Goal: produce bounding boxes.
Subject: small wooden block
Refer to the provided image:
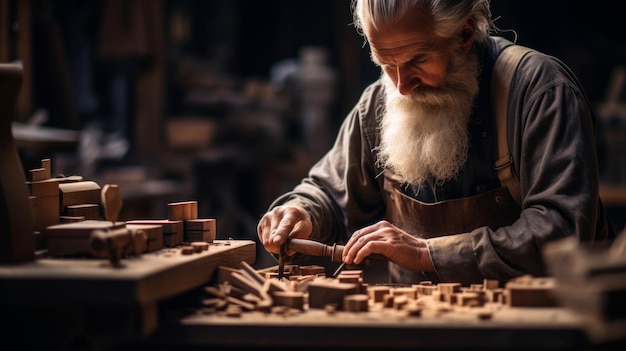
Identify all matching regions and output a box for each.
[30,194,60,233]
[299,265,326,276]
[126,224,163,252]
[308,280,360,309]
[59,181,101,208]
[505,276,557,307]
[273,291,305,310]
[185,218,216,243]
[368,286,391,303]
[340,270,363,278]
[59,216,85,223]
[438,283,462,295]
[126,219,184,247]
[41,159,51,177]
[185,230,215,243]
[483,279,500,290]
[393,286,418,300]
[191,241,209,252]
[101,184,123,223]
[30,168,48,182]
[44,220,125,256]
[167,201,198,220]
[28,178,59,197]
[344,294,369,312]
[65,203,99,220]
[414,285,437,295]
[457,292,484,307]
[181,246,195,255]
[337,274,362,285]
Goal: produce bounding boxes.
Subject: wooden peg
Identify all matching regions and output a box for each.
[101,184,122,223]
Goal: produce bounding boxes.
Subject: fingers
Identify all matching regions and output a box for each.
[342,220,393,264]
[257,205,312,254]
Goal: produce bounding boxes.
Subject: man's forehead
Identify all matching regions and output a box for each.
[364,7,437,59]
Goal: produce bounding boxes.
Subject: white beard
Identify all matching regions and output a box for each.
[376,44,480,185]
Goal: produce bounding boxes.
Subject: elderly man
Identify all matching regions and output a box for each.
[257,0,613,285]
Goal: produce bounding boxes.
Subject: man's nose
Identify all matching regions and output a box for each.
[396,66,420,95]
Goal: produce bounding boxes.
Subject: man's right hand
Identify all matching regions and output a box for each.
[257,205,313,255]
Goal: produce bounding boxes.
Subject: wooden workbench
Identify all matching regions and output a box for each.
[0,239,255,350]
[139,288,591,350]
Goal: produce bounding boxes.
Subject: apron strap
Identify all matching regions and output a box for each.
[491,43,534,206]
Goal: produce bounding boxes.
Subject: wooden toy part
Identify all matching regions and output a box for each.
[102,184,123,223]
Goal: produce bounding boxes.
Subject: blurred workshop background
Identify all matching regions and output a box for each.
[2,0,625,267]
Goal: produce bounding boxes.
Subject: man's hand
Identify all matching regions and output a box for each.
[257,205,313,255]
[342,220,434,272]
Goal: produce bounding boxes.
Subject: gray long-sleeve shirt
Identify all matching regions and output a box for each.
[270,36,611,284]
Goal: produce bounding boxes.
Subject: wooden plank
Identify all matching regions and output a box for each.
[0,239,255,305]
[0,63,36,263]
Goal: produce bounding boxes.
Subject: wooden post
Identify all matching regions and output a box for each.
[0,63,35,263]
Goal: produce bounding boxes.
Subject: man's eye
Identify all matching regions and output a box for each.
[410,56,428,66]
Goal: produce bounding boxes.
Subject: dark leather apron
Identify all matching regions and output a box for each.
[382,173,521,284]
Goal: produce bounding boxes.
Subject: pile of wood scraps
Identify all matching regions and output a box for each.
[198,260,559,321]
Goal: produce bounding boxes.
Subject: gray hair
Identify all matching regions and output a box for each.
[351,0,494,44]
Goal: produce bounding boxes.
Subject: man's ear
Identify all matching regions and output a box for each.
[461,18,476,52]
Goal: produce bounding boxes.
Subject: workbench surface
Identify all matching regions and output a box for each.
[145,294,590,350]
[0,239,255,305]
[0,239,256,350]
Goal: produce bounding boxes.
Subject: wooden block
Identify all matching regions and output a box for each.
[307,280,360,309]
[30,168,48,182]
[272,291,305,310]
[337,274,361,285]
[29,159,51,181]
[44,220,125,256]
[190,241,209,252]
[367,286,391,303]
[393,295,409,309]
[59,216,85,223]
[344,294,369,312]
[65,203,99,220]
[126,224,163,252]
[185,218,215,231]
[41,159,51,178]
[30,194,60,234]
[486,288,504,303]
[59,181,101,208]
[167,201,198,220]
[414,284,437,295]
[185,218,216,243]
[438,283,462,295]
[163,233,180,247]
[126,219,184,247]
[299,265,326,276]
[505,276,557,307]
[185,230,214,243]
[28,178,59,197]
[457,292,484,307]
[340,270,363,278]
[483,279,500,290]
[393,286,418,300]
